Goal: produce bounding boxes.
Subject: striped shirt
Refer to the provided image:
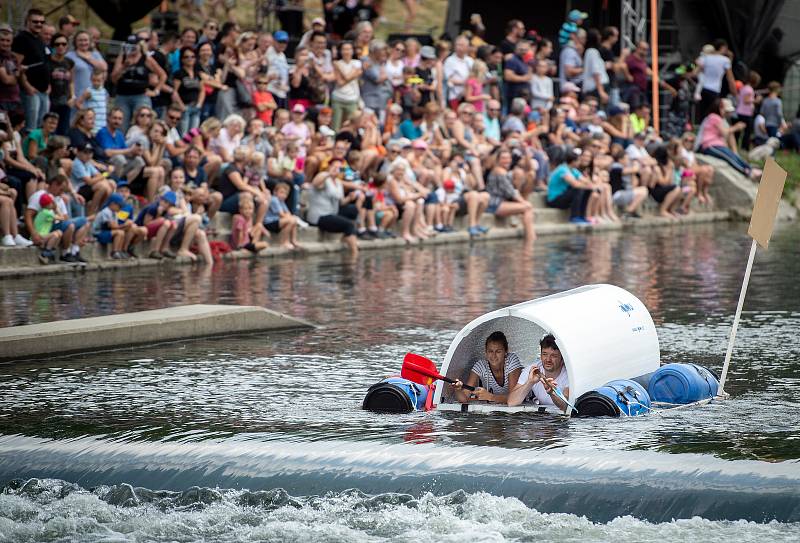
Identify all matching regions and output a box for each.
[86,87,108,134]
[469,353,523,396]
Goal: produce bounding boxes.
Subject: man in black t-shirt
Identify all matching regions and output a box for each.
[12,8,51,130]
[500,19,525,59]
[151,32,178,118]
[598,27,621,99]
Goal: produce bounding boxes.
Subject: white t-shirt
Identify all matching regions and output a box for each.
[443,54,474,100]
[626,143,649,162]
[699,54,731,93]
[530,75,554,111]
[385,58,405,88]
[331,59,362,103]
[517,359,569,406]
[582,48,609,92]
[28,189,68,216]
[166,126,181,146]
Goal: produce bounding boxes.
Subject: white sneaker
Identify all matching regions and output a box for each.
[14,234,33,247]
[1,234,15,247]
[296,217,310,228]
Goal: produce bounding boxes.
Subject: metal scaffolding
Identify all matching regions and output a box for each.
[621,0,648,52]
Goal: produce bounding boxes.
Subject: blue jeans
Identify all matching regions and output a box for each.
[23,91,50,131]
[114,94,152,132]
[701,146,751,176]
[179,105,201,136]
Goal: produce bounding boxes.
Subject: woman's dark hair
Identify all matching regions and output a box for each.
[180,46,196,62]
[540,334,559,351]
[652,144,670,166]
[585,28,601,51]
[486,331,509,351]
[709,97,722,116]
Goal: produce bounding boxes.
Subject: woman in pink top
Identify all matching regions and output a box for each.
[699,98,759,179]
[735,71,760,150]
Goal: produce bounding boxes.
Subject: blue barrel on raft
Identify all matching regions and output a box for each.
[574,379,652,417]
[362,377,428,413]
[647,363,719,404]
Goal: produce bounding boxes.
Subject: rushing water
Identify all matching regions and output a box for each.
[2,221,800,541]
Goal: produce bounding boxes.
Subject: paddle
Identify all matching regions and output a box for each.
[401,353,475,391]
[530,366,578,414]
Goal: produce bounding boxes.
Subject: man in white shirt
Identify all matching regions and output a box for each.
[697,39,737,119]
[508,334,570,411]
[443,35,474,109]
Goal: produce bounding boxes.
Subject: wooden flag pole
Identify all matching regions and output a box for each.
[717,239,757,392]
[650,0,660,134]
[718,157,787,397]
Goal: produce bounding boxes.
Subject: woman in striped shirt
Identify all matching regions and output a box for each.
[454,331,522,404]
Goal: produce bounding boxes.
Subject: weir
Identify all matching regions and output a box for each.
[0,304,314,361]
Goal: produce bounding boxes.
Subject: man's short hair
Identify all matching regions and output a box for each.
[26,8,44,22]
[510,97,527,115]
[310,30,327,43]
[540,334,559,351]
[109,106,124,116]
[506,19,523,35]
[47,174,68,186]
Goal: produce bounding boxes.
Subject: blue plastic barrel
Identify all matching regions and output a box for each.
[647,363,719,404]
[574,379,651,417]
[362,377,428,413]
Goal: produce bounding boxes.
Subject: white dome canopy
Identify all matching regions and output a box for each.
[432,284,661,410]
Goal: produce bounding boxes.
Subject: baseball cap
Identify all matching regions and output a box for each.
[161,191,178,206]
[721,98,735,113]
[39,193,54,207]
[319,125,336,138]
[420,45,436,60]
[319,106,332,115]
[273,30,289,43]
[561,81,580,93]
[292,103,306,114]
[107,193,125,207]
[311,17,325,27]
[78,143,94,153]
[396,137,412,148]
[412,139,428,150]
[607,105,625,117]
[568,9,589,22]
[0,23,13,33]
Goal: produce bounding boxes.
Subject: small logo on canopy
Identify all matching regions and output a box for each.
[619,301,635,317]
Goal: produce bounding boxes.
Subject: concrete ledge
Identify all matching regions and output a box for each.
[0,304,315,361]
[0,210,734,278]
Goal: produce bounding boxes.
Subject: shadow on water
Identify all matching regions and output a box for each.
[2,222,800,530]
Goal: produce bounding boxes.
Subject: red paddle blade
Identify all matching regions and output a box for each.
[401,353,441,386]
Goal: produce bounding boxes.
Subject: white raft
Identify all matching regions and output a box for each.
[432,284,661,415]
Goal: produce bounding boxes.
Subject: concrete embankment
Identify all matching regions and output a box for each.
[0,159,793,279]
[0,305,314,361]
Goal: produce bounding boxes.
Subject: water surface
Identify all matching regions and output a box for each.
[2,222,799,541]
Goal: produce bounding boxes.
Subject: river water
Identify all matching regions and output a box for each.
[1,222,799,542]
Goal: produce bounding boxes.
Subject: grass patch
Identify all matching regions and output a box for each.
[758,151,800,200]
[36,1,447,42]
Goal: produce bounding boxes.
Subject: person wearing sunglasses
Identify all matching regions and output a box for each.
[12,9,52,131]
[47,33,75,135]
[172,46,205,136]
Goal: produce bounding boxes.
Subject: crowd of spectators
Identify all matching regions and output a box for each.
[0,7,793,265]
